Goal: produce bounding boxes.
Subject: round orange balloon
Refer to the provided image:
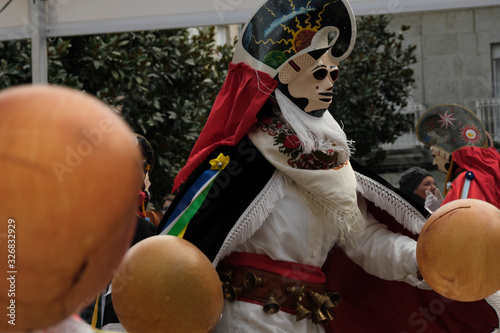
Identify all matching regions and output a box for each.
[112,235,223,333]
[417,198,500,301]
[0,85,143,332]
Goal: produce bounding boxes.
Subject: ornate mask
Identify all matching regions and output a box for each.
[278,50,339,116]
[232,0,356,115]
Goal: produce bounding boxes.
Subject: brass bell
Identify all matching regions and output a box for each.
[263,295,281,314]
[223,285,245,302]
[294,303,311,321]
[311,308,328,324]
[309,291,335,309]
[322,308,334,321]
[244,273,265,290]
[327,291,342,307]
[218,270,233,284]
[286,285,306,302]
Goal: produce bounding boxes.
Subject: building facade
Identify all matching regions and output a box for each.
[376,5,500,189]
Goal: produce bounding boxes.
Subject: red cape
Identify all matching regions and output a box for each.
[442,146,500,209]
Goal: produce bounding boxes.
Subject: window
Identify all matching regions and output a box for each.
[493,44,500,98]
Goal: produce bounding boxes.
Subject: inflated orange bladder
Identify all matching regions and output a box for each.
[0,85,143,332]
[112,235,224,333]
[417,198,500,301]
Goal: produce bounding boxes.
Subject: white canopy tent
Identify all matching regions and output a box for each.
[0,0,498,83]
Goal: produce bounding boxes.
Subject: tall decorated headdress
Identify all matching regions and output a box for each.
[135,133,154,177]
[416,104,488,156]
[173,0,357,191]
[233,0,357,78]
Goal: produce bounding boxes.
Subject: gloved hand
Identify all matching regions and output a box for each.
[405,262,433,290]
[416,278,433,290]
[425,188,443,212]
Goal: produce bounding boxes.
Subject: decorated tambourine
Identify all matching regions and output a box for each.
[232,0,357,78]
[416,104,488,154]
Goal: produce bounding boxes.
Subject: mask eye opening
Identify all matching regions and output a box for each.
[313,68,328,80]
[330,69,339,82]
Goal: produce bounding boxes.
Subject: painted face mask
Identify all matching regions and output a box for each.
[233,0,355,75]
[277,50,339,116]
[430,145,451,173]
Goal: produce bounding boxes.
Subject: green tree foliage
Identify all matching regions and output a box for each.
[0,39,31,86]
[329,15,417,165]
[0,28,233,206]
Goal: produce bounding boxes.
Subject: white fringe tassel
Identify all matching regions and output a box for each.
[298,185,365,248]
[213,170,290,267]
[355,172,427,235]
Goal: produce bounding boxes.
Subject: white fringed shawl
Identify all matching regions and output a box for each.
[354,171,427,235]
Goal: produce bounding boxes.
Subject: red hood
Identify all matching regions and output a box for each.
[172,62,277,192]
[449,146,500,209]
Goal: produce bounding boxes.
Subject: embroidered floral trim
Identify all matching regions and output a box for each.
[259,116,342,170]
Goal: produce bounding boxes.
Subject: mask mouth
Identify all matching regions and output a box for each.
[319,92,333,102]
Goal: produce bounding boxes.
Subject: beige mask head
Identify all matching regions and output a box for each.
[277,50,340,116]
[232,0,356,117]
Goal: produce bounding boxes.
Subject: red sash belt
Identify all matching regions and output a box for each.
[218,252,339,323]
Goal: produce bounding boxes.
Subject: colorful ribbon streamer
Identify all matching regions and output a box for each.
[160,153,230,237]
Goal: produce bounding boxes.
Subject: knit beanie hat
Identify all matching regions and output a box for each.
[399,167,431,195]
